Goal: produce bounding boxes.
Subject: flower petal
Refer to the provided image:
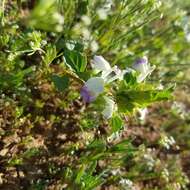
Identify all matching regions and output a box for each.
[133,57,155,82]
[133,56,148,74]
[81,77,104,103]
[137,65,155,83]
[138,108,148,121]
[103,66,127,83]
[85,77,104,96]
[91,55,111,72]
[102,97,115,119]
[80,85,96,103]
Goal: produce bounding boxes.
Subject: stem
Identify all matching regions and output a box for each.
[128,173,160,181]
[149,79,190,86]
[1,0,5,26]
[61,68,85,85]
[17,0,21,10]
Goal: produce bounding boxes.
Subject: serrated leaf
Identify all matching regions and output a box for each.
[43,45,57,65]
[124,72,137,85]
[110,115,123,132]
[116,87,173,113]
[64,50,87,73]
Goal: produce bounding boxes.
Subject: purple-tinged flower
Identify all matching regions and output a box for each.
[80,86,96,103]
[80,77,104,103]
[133,56,155,82]
[133,56,148,73]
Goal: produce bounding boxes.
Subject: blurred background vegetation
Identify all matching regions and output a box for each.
[0,0,190,189]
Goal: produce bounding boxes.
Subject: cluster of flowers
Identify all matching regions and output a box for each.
[119,178,135,190]
[80,55,155,119]
[172,101,189,119]
[159,135,176,150]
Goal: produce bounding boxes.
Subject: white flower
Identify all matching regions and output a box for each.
[153,0,162,9]
[102,97,115,119]
[107,131,122,143]
[85,77,104,94]
[186,33,190,42]
[66,41,75,50]
[80,77,104,103]
[91,55,127,83]
[82,28,91,40]
[143,153,155,170]
[119,178,134,190]
[133,56,155,82]
[171,101,187,118]
[81,55,129,119]
[53,13,64,24]
[138,108,148,121]
[159,135,176,149]
[157,84,164,90]
[81,15,91,26]
[104,0,113,11]
[80,55,128,120]
[90,40,99,52]
[81,55,115,103]
[91,55,111,71]
[97,8,108,20]
[111,168,121,176]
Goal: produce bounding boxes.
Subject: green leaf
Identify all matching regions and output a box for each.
[82,174,103,190]
[108,140,135,153]
[75,164,86,184]
[110,115,123,132]
[115,92,135,113]
[43,45,57,66]
[23,148,41,159]
[0,67,34,90]
[77,0,88,16]
[8,157,23,166]
[124,71,137,86]
[64,50,87,73]
[116,87,173,113]
[51,75,69,91]
[74,42,84,52]
[87,139,106,151]
[86,161,97,175]
[77,71,91,81]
